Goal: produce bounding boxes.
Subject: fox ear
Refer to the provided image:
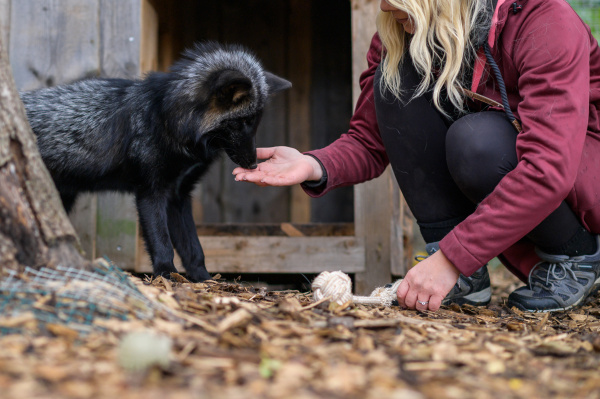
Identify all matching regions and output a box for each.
[213,70,253,108]
[264,71,292,94]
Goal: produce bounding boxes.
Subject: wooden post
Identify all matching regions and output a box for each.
[97,0,159,270]
[288,0,313,223]
[351,0,398,294]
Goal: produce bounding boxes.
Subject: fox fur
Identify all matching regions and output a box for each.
[20,41,291,281]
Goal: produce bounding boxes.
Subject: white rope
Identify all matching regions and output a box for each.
[311,271,403,307]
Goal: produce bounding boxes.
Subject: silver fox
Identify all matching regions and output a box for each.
[20,42,291,282]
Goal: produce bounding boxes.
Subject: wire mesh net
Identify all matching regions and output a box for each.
[0,259,174,336]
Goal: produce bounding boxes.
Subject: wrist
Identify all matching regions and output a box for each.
[303,154,324,181]
[435,250,460,279]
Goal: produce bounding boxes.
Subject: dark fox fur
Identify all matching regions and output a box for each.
[20,42,291,282]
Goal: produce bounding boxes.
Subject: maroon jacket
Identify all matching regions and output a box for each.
[305,0,600,281]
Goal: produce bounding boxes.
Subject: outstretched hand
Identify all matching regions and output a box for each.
[233,146,323,187]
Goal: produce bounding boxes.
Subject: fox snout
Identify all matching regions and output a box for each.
[233,155,257,170]
[225,144,257,170]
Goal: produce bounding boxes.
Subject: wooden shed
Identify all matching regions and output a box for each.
[1,0,414,293]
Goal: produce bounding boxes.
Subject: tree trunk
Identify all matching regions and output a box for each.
[0,37,90,273]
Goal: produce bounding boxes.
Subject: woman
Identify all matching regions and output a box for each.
[234,0,600,312]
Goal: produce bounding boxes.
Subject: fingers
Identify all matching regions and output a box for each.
[256,147,277,160]
[234,169,265,183]
[397,280,409,308]
[404,288,418,309]
[428,294,444,312]
[415,296,430,311]
[396,271,442,312]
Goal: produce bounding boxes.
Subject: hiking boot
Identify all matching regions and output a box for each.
[408,242,492,306]
[507,236,600,312]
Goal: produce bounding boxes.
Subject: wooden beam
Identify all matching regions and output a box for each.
[135,236,365,274]
[194,223,354,237]
[350,0,394,294]
[288,0,312,223]
[97,0,144,270]
[140,0,158,73]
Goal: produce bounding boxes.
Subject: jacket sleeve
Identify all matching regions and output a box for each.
[302,33,389,197]
[440,3,592,276]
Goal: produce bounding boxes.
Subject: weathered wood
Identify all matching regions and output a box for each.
[391,178,408,276]
[135,236,365,275]
[9,0,101,260]
[0,34,90,273]
[99,0,141,77]
[95,0,145,269]
[309,0,354,223]
[0,0,9,56]
[9,0,100,90]
[95,194,139,268]
[202,0,290,224]
[141,0,158,74]
[195,223,354,237]
[351,0,393,294]
[69,193,97,259]
[288,0,313,223]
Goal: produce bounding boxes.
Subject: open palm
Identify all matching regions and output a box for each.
[233,146,322,187]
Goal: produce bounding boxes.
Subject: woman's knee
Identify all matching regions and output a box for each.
[446,112,518,202]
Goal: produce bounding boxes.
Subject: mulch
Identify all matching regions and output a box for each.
[0,267,599,399]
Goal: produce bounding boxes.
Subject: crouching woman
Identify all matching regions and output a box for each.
[234,0,600,312]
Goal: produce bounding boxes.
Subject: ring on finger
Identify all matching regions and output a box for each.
[417,300,429,306]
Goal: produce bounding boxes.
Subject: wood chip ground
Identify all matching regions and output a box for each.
[0,268,599,399]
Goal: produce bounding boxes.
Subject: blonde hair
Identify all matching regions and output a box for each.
[376,0,488,115]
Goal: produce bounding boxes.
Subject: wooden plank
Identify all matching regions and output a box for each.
[9,0,100,90]
[135,236,365,274]
[9,0,101,259]
[69,193,97,259]
[309,0,354,223]
[190,1,227,224]
[202,0,289,224]
[288,0,312,223]
[351,0,393,294]
[96,194,138,268]
[99,0,141,77]
[0,0,10,55]
[391,178,407,276]
[140,0,158,73]
[96,0,142,269]
[196,223,354,237]
[298,0,357,226]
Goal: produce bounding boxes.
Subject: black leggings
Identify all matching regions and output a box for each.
[373,57,584,251]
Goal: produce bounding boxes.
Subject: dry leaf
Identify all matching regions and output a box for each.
[217,308,253,333]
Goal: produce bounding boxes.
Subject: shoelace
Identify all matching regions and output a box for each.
[528,259,578,290]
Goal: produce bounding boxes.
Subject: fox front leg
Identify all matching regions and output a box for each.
[135,192,179,279]
[167,197,211,282]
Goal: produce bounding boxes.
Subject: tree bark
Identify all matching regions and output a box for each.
[0,36,90,273]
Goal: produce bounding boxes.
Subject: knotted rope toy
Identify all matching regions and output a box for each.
[311,271,403,307]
